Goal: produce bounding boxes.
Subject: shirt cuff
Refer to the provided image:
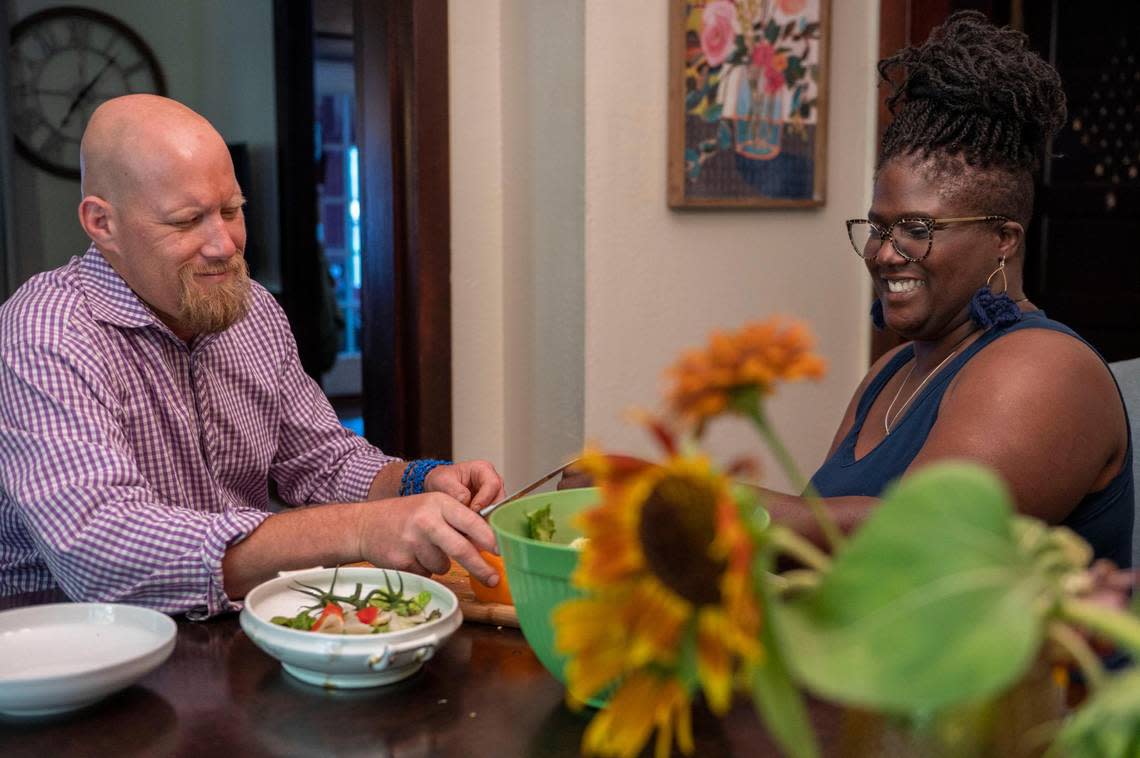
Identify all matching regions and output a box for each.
[193,507,273,619]
[339,449,403,502]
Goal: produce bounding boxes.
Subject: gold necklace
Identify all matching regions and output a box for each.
[883,330,977,435]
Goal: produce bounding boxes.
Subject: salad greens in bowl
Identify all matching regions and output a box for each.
[240,566,461,688]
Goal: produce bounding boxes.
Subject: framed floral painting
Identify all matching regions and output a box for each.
[668,0,831,208]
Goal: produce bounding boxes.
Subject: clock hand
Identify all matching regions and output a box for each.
[60,56,117,128]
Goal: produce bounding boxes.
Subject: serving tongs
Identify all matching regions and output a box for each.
[478,457,580,519]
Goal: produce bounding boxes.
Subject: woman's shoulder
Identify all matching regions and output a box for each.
[966,316,1111,385]
[949,316,1123,435]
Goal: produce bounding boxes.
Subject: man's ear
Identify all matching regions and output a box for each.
[78,196,118,253]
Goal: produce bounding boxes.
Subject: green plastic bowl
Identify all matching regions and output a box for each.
[489,483,768,707]
[489,487,599,693]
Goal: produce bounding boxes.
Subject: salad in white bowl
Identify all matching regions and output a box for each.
[240,566,461,688]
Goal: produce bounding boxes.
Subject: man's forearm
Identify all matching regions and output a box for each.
[222,501,366,599]
[369,460,406,501]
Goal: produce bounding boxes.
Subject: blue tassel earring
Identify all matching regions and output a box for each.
[870,298,886,330]
[969,256,1024,329]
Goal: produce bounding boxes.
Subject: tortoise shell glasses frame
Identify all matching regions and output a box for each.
[845,215,1010,262]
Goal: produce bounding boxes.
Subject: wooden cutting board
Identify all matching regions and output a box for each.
[433,562,519,628]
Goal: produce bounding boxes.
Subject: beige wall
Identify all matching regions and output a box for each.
[452,0,879,491]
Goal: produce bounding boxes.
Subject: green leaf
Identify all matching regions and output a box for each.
[1050,669,1140,757]
[786,56,806,83]
[779,463,1047,713]
[752,548,820,758]
[764,20,780,44]
[718,120,732,150]
[526,504,556,542]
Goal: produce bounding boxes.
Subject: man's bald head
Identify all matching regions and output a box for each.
[79,95,231,203]
[76,95,250,341]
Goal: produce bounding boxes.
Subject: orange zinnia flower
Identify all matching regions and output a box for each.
[665,317,826,429]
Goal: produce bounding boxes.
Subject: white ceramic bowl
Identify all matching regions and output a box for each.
[0,603,177,717]
[240,567,462,689]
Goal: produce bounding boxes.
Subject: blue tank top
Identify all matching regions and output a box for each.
[809,311,1134,567]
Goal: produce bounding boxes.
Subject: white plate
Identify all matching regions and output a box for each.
[240,567,462,689]
[0,603,177,717]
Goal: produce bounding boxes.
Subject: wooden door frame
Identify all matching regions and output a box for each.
[0,1,15,298]
[354,0,452,459]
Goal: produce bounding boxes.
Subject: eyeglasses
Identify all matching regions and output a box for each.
[845,215,1009,262]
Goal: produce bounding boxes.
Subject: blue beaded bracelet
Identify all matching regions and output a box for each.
[399,458,451,496]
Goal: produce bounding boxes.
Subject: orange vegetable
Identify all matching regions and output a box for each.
[469,550,512,605]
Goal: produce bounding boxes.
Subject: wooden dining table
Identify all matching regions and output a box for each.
[1,589,847,757]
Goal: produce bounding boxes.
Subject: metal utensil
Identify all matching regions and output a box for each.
[478,457,580,518]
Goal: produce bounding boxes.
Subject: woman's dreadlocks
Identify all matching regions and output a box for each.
[877,11,1067,223]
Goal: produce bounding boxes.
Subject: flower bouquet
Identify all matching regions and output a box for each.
[684,0,824,177]
[554,317,1140,758]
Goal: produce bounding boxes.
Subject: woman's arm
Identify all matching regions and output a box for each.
[757,487,878,548]
[909,329,1127,525]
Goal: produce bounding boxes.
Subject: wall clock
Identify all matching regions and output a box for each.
[8,7,167,179]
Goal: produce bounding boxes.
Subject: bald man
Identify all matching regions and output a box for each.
[0,95,504,616]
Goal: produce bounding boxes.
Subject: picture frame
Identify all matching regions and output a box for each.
[668,0,831,209]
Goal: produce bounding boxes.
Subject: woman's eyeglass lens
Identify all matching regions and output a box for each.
[847,219,933,261]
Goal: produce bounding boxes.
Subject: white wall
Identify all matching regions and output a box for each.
[450,0,586,488]
[451,0,879,491]
[8,0,278,288]
[581,1,879,488]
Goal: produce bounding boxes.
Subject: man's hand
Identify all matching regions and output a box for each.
[357,492,501,585]
[423,460,505,512]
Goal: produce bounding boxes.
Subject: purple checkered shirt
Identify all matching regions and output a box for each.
[0,247,399,617]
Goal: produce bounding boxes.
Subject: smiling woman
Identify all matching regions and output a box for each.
[755,11,1135,570]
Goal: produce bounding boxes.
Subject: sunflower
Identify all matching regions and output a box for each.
[553,436,762,758]
[581,672,693,758]
[664,317,826,429]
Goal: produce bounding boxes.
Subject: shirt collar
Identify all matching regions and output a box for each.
[77,245,164,331]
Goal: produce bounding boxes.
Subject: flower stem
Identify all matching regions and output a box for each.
[743,401,845,553]
[769,526,831,572]
[1058,598,1140,659]
[1047,621,1107,691]
[768,569,821,596]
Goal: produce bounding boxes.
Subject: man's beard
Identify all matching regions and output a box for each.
[177,255,252,335]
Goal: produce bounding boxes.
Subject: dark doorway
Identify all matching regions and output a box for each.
[1021,1,1140,362]
[273,0,452,459]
